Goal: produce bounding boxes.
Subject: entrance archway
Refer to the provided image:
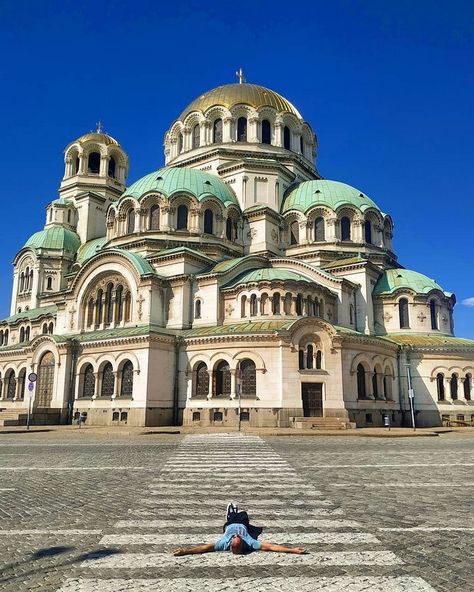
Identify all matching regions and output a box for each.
[36,351,55,407]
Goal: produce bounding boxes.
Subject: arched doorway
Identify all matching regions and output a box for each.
[36,351,55,407]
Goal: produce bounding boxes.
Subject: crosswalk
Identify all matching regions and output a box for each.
[56,434,438,591]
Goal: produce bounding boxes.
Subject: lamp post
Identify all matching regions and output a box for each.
[404,363,416,431]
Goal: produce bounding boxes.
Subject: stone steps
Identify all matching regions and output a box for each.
[0,410,28,426]
[290,416,356,430]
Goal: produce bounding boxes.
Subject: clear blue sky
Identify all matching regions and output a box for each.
[0,0,473,336]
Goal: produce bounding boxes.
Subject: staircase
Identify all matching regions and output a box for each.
[0,410,28,426]
[290,416,356,430]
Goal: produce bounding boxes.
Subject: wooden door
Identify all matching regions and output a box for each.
[301,383,323,417]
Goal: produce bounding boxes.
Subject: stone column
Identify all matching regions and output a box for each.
[190,208,201,234]
[230,370,236,400]
[91,372,99,399]
[111,371,119,399]
[326,217,337,242]
[353,219,365,243]
[223,117,233,143]
[274,122,283,147]
[0,377,4,400]
[100,155,108,177]
[249,116,259,143]
[78,153,86,174]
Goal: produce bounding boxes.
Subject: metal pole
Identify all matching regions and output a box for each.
[405,363,416,431]
[236,368,241,432]
[26,393,32,430]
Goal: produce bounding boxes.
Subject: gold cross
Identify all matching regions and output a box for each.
[96,121,103,133]
[235,68,246,84]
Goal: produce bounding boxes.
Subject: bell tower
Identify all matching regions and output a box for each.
[58,124,129,243]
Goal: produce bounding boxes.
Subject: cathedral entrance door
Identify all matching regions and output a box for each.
[301,383,323,417]
[35,351,55,408]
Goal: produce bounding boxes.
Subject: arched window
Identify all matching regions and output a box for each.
[20,327,25,342]
[4,329,8,346]
[105,283,114,325]
[192,124,200,149]
[48,322,54,334]
[430,300,438,330]
[237,117,247,142]
[290,221,299,245]
[372,370,379,398]
[120,361,134,398]
[296,294,303,315]
[240,359,256,396]
[226,217,233,240]
[316,350,322,369]
[149,205,160,230]
[298,349,305,370]
[88,152,101,174]
[25,327,30,341]
[46,276,53,290]
[399,298,410,329]
[436,373,445,400]
[29,269,33,290]
[314,217,325,242]
[349,304,354,325]
[214,361,231,396]
[19,272,25,293]
[364,220,372,244]
[300,135,304,154]
[357,364,366,399]
[341,217,351,241]
[67,209,72,223]
[74,156,80,174]
[250,294,258,316]
[18,369,26,400]
[261,119,271,144]
[127,209,135,234]
[82,364,95,398]
[306,344,314,369]
[240,295,247,318]
[177,205,188,230]
[6,370,16,399]
[87,298,94,327]
[464,374,472,401]
[124,291,132,322]
[115,285,124,323]
[0,330,3,346]
[96,289,104,325]
[108,157,116,178]
[204,209,214,234]
[283,126,291,149]
[450,374,458,400]
[195,362,209,397]
[272,292,280,315]
[260,293,268,315]
[100,363,114,398]
[177,132,183,153]
[194,299,202,319]
[213,118,223,143]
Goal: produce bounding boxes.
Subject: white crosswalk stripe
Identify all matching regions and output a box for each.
[55,433,438,592]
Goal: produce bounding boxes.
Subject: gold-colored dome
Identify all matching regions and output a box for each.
[179,83,302,120]
[77,132,120,146]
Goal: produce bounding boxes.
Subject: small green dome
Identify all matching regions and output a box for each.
[122,166,239,208]
[76,237,108,264]
[224,267,313,288]
[281,179,380,215]
[373,268,448,296]
[50,197,73,207]
[24,225,81,253]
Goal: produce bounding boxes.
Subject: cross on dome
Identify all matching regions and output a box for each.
[235,68,246,84]
[96,121,103,133]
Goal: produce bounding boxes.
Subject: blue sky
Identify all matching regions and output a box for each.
[0,0,473,336]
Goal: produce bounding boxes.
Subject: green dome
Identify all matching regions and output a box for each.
[122,167,239,208]
[373,268,448,296]
[281,179,380,215]
[224,268,313,288]
[76,237,108,264]
[24,225,81,253]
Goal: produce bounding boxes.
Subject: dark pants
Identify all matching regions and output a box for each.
[223,510,263,540]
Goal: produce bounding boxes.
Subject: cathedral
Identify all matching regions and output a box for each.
[0,77,473,428]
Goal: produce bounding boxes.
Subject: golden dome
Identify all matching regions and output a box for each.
[77,132,120,146]
[179,83,303,120]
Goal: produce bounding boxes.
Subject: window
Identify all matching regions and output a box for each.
[127,209,135,234]
[240,295,247,318]
[120,361,134,398]
[237,117,247,141]
[214,361,231,397]
[177,133,183,153]
[195,362,209,398]
[20,327,25,342]
[25,327,30,341]
[296,294,303,315]
[112,411,119,421]
[192,124,200,149]
[82,364,95,398]
[366,413,373,424]
[204,209,213,234]
[383,372,393,399]
[272,293,281,315]
[75,156,80,174]
[450,374,458,400]
[262,119,271,144]
[213,411,223,422]
[192,412,201,421]
[108,157,116,178]
[240,411,250,422]
[430,300,438,330]
[124,292,132,322]
[96,289,104,325]
[115,286,123,323]
[194,299,202,319]
[314,217,325,242]
[240,359,256,397]
[105,283,114,325]
[226,218,233,240]
[298,349,305,370]
[6,370,16,399]
[436,373,445,401]
[290,221,299,245]
[48,322,54,334]
[0,330,3,346]
[87,298,94,327]
[46,276,53,290]
[364,220,372,244]
[349,304,354,325]
[4,329,8,346]
[283,126,291,149]
[399,298,410,329]
[149,205,160,230]
[372,370,379,398]
[17,369,26,400]
[316,350,322,369]
[250,294,258,316]
[101,363,114,397]
[306,344,314,369]
[300,135,304,154]
[341,217,351,241]
[357,364,366,399]
[213,119,222,143]
[464,374,472,401]
[177,205,188,230]
[67,209,71,223]
[88,152,100,174]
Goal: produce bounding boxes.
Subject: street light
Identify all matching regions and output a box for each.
[404,363,416,431]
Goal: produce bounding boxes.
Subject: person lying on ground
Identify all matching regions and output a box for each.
[172,503,307,556]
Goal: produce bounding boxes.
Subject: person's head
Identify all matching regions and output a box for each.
[230,534,245,554]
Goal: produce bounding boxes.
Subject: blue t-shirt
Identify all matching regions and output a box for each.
[214,523,262,552]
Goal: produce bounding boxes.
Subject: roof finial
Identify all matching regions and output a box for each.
[235,68,246,84]
[96,120,103,133]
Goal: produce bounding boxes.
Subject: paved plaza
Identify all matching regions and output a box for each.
[0,430,472,591]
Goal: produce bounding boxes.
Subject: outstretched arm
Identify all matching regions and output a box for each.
[172,544,215,556]
[260,541,307,554]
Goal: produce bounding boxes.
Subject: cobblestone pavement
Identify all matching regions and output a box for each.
[0,431,472,591]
